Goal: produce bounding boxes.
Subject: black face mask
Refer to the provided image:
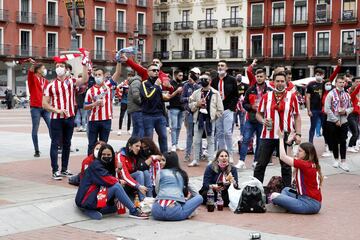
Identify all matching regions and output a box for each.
[200,78,210,87]
[140,148,152,158]
[101,157,112,163]
[190,72,198,81]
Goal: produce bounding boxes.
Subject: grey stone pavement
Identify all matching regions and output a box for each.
[0,108,359,240]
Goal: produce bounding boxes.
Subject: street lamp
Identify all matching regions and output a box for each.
[70,0,78,51]
[356,28,360,76]
[138,38,144,62]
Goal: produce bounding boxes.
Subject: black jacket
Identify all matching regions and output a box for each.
[168,79,184,110]
[211,74,239,111]
[243,83,272,123]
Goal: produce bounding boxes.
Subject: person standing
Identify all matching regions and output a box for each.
[27,59,51,157]
[211,60,239,162]
[168,70,185,152]
[117,74,132,136]
[324,75,353,172]
[306,59,341,143]
[347,77,360,152]
[181,68,201,161]
[84,62,122,156]
[188,74,224,167]
[234,74,248,136]
[43,58,89,180]
[253,72,302,187]
[75,74,88,132]
[127,75,144,138]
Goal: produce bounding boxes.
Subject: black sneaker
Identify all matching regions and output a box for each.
[52,171,63,180]
[34,151,40,157]
[61,170,73,177]
[129,208,149,220]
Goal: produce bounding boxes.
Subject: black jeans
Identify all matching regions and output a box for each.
[348,113,359,147]
[327,121,348,160]
[253,138,292,187]
[119,103,131,131]
[50,117,75,173]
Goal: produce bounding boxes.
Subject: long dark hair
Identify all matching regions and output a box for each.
[98,144,116,176]
[211,149,232,174]
[163,151,189,196]
[299,142,323,186]
[125,136,142,156]
[141,137,161,156]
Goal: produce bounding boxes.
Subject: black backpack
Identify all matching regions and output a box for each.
[235,183,266,214]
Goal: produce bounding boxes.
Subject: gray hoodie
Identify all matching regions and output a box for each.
[127,76,142,113]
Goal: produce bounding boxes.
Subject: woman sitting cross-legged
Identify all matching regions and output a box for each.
[199,149,238,207]
[152,151,203,221]
[75,143,149,220]
[270,130,323,214]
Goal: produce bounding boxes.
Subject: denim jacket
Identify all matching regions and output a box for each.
[155,169,186,203]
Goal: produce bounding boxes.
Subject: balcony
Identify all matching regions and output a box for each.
[314,18,332,26]
[172,51,192,60]
[0,9,9,22]
[0,44,10,56]
[270,49,285,59]
[312,51,331,59]
[16,46,39,57]
[219,49,243,59]
[115,0,127,4]
[92,20,109,32]
[91,50,111,61]
[43,48,65,58]
[291,19,308,26]
[195,50,217,59]
[16,11,37,24]
[291,47,308,59]
[339,11,358,24]
[222,18,243,30]
[174,21,194,33]
[269,21,286,28]
[248,49,264,60]
[136,25,148,35]
[153,51,170,60]
[115,22,128,33]
[153,22,171,34]
[178,0,194,8]
[137,0,147,7]
[247,22,264,29]
[43,15,63,27]
[197,20,218,32]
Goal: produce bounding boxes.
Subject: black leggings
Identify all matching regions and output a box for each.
[348,113,359,147]
[327,121,348,160]
[321,114,332,150]
[119,103,131,131]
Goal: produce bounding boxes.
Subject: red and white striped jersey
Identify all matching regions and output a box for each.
[258,90,300,139]
[85,81,114,121]
[44,77,77,119]
[158,199,176,207]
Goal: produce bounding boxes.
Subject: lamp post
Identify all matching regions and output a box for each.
[70,0,78,50]
[356,29,360,76]
[138,38,144,63]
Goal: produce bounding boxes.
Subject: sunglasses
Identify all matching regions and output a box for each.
[150,69,159,72]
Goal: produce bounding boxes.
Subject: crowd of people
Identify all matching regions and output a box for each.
[24,47,360,220]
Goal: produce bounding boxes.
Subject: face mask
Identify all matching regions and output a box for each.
[275,86,286,93]
[141,148,152,157]
[101,156,112,163]
[56,67,66,77]
[94,149,99,158]
[325,85,332,91]
[41,69,47,77]
[336,87,343,92]
[218,70,226,75]
[95,77,104,85]
[200,78,210,87]
[218,161,228,169]
[190,72,198,81]
[315,76,323,82]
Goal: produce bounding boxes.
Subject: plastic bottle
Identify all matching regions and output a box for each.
[134,194,140,208]
[216,191,224,211]
[206,188,215,212]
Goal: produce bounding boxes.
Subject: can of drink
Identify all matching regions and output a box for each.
[249,232,261,239]
[266,118,273,131]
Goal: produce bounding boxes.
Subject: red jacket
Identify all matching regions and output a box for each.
[246,64,257,87]
[27,70,49,107]
[80,154,95,179]
[116,149,139,188]
[126,58,174,92]
[350,84,360,115]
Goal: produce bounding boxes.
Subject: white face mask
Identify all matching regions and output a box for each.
[56,67,66,77]
[94,149,99,158]
[336,87,343,91]
[95,77,104,85]
[41,69,47,77]
[325,85,332,91]
[315,76,323,82]
[218,70,226,76]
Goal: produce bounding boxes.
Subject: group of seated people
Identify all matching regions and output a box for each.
[72,133,323,221]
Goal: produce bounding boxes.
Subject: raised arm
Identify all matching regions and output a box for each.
[111,61,122,83]
[329,59,342,82]
[278,130,294,167]
[247,59,257,86]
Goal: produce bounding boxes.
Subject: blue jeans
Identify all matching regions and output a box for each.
[152,195,203,221]
[272,187,321,214]
[169,108,184,146]
[131,111,144,138]
[234,111,246,136]
[87,119,111,155]
[143,114,168,153]
[309,110,322,143]
[193,121,215,163]
[30,107,51,152]
[106,183,137,214]
[239,120,263,161]
[75,108,88,128]
[131,171,153,201]
[184,111,194,157]
[215,109,234,154]
[50,117,75,173]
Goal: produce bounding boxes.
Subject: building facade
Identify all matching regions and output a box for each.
[0,0,153,96]
[247,0,360,79]
[152,0,247,72]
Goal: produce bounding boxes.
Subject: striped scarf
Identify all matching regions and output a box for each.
[331,89,351,113]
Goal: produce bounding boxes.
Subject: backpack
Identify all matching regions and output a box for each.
[234,177,266,214]
[264,176,284,203]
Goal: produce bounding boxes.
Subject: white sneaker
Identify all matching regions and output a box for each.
[322,150,332,157]
[234,161,245,169]
[347,147,358,153]
[332,160,339,168]
[188,160,199,167]
[171,145,177,152]
[339,162,350,172]
[117,131,122,136]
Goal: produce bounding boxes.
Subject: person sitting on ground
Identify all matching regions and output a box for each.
[270,130,323,214]
[75,143,149,220]
[116,137,153,201]
[68,141,106,186]
[199,149,238,207]
[152,152,203,221]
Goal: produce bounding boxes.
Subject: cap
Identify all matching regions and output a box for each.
[190,67,201,75]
